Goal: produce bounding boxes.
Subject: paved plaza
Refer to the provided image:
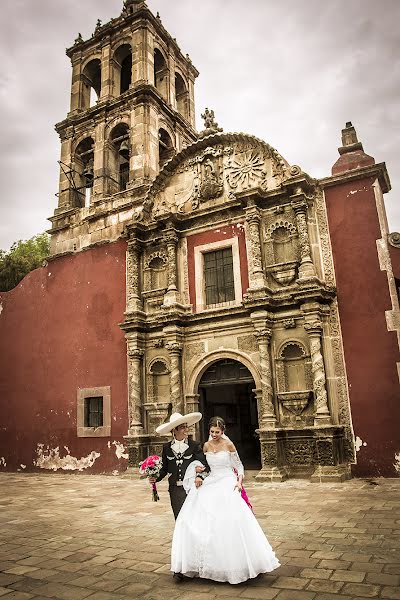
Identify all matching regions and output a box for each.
[0,473,399,600]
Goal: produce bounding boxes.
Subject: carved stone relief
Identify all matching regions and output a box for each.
[237,335,258,353]
[185,342,205,363]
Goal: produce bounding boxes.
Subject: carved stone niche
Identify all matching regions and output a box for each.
[277,391,312,418]
[143,252,168,292]
[264,221,300,287]
[275,341,313,426]
[267,261,298,286]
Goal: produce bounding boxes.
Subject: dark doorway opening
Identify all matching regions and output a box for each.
[198,359,261,469]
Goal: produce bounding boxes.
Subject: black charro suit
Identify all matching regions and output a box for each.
[156,438,209,519]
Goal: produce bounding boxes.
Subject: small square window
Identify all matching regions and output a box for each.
[77,386,111,437]
[84,397,103,428]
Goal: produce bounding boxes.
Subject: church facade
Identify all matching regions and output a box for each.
[0,0,399,479]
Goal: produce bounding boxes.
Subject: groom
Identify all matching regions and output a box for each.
[152,411,208,519]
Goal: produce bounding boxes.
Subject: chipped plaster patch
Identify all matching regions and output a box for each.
[112,441,128,460]
[355,436,367,452]
[0,457,6,467]
[34,444,100,471]
[394,452,400,475]
[20,464,26,469]
[0,301,3,315]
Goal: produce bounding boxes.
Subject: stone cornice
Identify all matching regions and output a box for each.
[319,162,391,194]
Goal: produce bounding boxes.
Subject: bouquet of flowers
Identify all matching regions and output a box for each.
[139,455,162,501]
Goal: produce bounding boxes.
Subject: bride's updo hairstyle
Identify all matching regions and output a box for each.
[209,416,226,431]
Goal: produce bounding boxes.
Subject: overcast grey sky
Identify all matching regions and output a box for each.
[0,0,399,251]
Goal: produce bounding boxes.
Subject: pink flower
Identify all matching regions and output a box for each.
[139,455,162,501]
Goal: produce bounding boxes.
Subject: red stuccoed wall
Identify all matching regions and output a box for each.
[325,177,400,476]
[0,240,129,474]
[186,223,249,311]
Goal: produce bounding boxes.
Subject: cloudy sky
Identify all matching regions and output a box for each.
[0,0,399,251]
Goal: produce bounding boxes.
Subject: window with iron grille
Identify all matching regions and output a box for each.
[84,396,103,428]
[204,248,235,306]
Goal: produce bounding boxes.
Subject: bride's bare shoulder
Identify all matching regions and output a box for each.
[203,441,209,452]
[227,441,236,452]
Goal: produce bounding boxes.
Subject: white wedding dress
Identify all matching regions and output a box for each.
[171,450,280,584]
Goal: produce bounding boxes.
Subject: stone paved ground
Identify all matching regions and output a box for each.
[0,473,399,600]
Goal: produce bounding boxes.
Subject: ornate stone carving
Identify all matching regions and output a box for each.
[127,348,144,434]
[314,188,335,287]
[226,149,267,190]
[245,206,266,290]
[126,241,142,313]
[166,342,183,412]
[261,442,278,466]
[237,335,258,353]
[200,108,223,134]
[285,441,314,465]
[185,342,205,362]
[128,446,140,467]
[254,328,276,424]
[283,318,296,329]
[388,232,400,248]
[292,201,316,279]
[304,322,331,422]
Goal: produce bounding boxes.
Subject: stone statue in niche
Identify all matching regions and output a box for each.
[199,156,223,200]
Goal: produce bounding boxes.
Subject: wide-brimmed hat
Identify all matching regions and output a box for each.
[155,412,202,435]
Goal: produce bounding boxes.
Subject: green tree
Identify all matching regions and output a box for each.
[0,233,50,292]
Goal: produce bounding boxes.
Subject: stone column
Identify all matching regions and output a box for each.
[127,348,144,435]
[304,320,331,425]
[292,199,317,279]
[126,241,143,313]
[244,204,266,291]
[163,229,179,306]
[185,393,201,439]
[166,342,183,413]
[100,36,113,101]
[69,56,82,114]
[254,329,277,427]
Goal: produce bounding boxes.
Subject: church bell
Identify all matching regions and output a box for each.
[83,163,94,186]
[118,140,130,159]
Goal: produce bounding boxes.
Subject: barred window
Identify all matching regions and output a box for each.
[204,248,235,306]
[84,396,103,428]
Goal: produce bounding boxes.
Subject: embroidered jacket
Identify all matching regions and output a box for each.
[156,439,209,490]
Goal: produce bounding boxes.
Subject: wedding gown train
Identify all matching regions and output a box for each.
[171,450,280,584]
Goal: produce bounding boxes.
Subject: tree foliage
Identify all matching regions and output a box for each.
[0,233,50,292]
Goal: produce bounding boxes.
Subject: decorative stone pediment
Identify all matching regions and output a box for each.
[145,133,291,220]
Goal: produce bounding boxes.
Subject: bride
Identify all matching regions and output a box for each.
[171,416,280,584]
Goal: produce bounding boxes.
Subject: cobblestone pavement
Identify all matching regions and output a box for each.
[0,473,399,600]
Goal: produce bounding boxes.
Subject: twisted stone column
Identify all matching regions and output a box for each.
[245,205,266,290]
[185,393,201,438]
[126,241,142,313]
[127,348,144,435]
[166,342,183,413]
[304,321,331,425]
[255,328,276,426]
[292,200,316,279]
[163,229,179,306]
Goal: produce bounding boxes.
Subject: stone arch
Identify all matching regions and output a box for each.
[144,250,168,269]
[187,349,261,395]
[265,220,297,240]
[278,339,308,359]
[148,357,170,375]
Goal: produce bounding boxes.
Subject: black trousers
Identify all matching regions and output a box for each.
[169,485,187,519]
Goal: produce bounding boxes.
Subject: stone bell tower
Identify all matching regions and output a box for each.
[48,0,198,256]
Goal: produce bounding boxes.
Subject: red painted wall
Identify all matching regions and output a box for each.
[325,177,400,476]
[186,223,249,311]
[0,240,129,474]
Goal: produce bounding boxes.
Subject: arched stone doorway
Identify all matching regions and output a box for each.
[198,358,261,468]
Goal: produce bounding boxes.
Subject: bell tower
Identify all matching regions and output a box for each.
[49,0,198,255]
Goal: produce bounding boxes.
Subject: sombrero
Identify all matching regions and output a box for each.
[155,412,202,435]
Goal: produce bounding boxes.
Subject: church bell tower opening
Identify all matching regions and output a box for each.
[198,359,261,469]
